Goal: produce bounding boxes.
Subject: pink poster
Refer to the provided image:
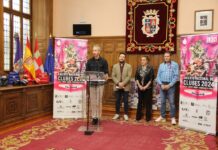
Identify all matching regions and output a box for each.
[53,38,87,118]
[179,33,218,134]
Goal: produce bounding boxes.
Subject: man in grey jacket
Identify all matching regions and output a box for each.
[112,52,132,121]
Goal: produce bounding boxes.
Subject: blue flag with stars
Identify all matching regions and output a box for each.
[44,38,54,82]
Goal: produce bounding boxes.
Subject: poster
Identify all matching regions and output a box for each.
[53,38,87,118]
[179,33,218,134]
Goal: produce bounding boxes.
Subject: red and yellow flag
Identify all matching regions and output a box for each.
[23,37,36,79]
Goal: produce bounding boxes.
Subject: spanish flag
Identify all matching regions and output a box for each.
[23,37,36,79]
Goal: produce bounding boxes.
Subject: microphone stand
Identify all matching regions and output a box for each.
[84,73,94,135]
[76,60,94,135]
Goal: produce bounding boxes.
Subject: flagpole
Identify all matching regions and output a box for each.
[14,33,19,38]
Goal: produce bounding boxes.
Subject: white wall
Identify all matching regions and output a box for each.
[53,0,126,37]
[177,0,218,35]
[53,0,218,37]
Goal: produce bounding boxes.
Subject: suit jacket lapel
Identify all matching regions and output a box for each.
[117,63,121,74]
[122,63,127,80]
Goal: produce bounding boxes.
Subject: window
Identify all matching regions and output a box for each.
[3,0,32,71]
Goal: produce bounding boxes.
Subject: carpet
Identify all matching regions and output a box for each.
[126,0,178,54]
[0,119,216,150]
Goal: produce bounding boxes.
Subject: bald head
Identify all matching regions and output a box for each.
[92,44,101,59]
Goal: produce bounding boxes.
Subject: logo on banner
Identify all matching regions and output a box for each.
[141,9,160,37]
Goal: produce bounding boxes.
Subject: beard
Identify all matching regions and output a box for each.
[119,60,125,63]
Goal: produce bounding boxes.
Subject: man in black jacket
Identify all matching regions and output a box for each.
[86,44,108,125]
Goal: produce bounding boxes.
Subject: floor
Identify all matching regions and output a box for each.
[0,114,217,145]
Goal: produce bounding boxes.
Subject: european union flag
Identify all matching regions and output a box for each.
[44,38,54,82]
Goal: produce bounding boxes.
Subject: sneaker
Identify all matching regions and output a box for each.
[171,118,176,125]
[112,114,119,120]
[155,116,166,122]
[124,114,129,121]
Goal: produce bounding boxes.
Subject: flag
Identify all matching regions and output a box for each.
[13,33,23,73]
[23,37,36,79]
[33,37,44,77]
[44,38,54,82]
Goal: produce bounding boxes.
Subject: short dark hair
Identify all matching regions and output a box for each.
[141,55,150,62]
[164,51,171,56]
[119,52,126,56]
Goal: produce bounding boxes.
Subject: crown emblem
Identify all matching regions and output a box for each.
[143,9,159,16]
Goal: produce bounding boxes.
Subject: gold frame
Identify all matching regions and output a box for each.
[194,9,214,31]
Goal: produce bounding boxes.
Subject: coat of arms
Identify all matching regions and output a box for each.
[141,9,160,37]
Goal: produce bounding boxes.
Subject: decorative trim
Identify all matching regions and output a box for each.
[126,0,178,54]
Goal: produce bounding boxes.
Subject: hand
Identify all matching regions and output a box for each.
[138,85,143,91]
[161,85,166,90]
[165,84,171,90]
[161,84,170,90]
[118,82,124,88]
[104,74,108,80]
[142,86,148,91]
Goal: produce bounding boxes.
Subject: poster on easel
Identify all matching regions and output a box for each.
[53,38,87,118]
[179,33,218,135]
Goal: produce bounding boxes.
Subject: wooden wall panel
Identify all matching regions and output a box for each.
[42,86,53,111]
[1,92,24,123]
[84,36,180,77]
[25,88,42,116]
[32,0,53,64]
[0,84,53,125]
[78,36,181,105]
[103,82,116,105]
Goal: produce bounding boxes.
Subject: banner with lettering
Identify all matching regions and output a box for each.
[179,33,218,134]
[53,38,87,118]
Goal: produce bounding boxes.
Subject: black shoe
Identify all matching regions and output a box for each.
[135,119,140,122]
[136,117,141,121]
[146,118,151,122]
[92,118,98,125]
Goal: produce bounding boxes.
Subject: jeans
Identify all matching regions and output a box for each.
[136,88,152,121]
[160,85,176,118]
[115,90,129,115]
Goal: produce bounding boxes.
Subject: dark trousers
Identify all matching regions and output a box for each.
[136,88,152,121]
[115,90,129,115]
